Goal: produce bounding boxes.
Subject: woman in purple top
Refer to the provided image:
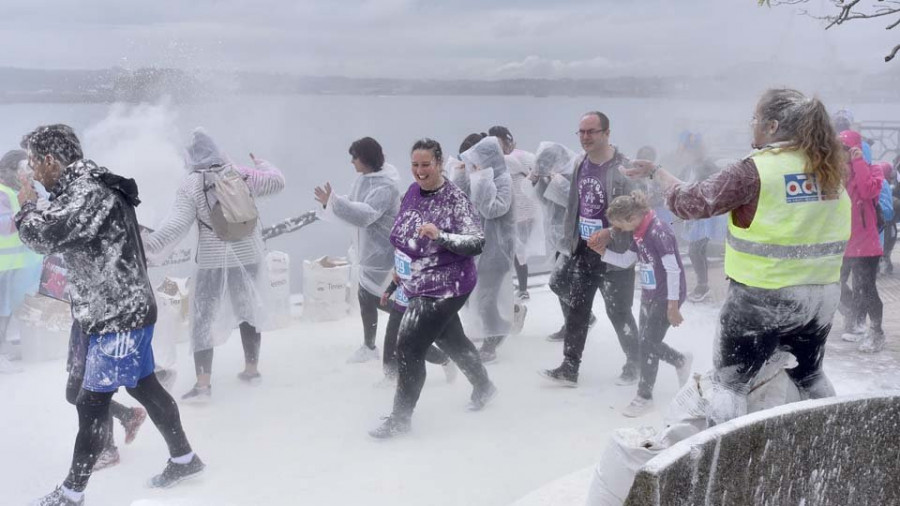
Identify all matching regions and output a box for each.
[369,139,496,439]
[598,191,693,418]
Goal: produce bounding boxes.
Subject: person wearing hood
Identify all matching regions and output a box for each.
[530,142,598,342]
[837,130,885,352]
[489,126,541,300]
[17,125,203,506]
[453,135,517,363]
[542,111,640,387]
[144,129,285,402]
[626,89,850,424]
[314,137,403,364]
[0,149,38,373]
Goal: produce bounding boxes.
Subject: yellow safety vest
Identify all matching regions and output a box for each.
[724,148,851,289]
[0,184,28,272]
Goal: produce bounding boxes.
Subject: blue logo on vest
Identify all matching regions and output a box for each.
[784,173,820,203]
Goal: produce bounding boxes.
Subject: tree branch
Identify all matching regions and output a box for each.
[886,43,900,61]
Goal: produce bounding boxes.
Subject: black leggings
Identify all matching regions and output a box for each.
[688,238,709,289]
[713,281,837,422]
[359,285,390,349]
[563,243,639,370]
[514,257,528,293]
[840,256,883,331]
[393,294,490,418]
[636,299,684,400]
[383,307,449,378]
[194,322,261,377]
[63,373,192,492]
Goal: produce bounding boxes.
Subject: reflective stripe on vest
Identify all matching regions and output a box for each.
[724,148,851,290]
[0,184,28,271]
[726,232,847,259]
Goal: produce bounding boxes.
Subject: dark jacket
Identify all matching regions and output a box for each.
[15,159,157,335]
[561,149,637,268]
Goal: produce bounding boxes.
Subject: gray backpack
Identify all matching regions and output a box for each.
[201,165,259,242]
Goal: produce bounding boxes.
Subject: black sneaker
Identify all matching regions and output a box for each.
[32,486,83,506]
[540,361,579,387]
[368,415,412,439]
[467,382,497,411]
[148,454,205,488]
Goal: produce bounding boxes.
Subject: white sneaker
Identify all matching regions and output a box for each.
[347,345,379,364]
[511,303,527,336]
[442,361,458,384]
[0,354,23,374]
[841,331,864,343]
[676,352,694,388]
[622,396,654,418]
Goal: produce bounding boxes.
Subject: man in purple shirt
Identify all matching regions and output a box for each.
[543,112,640,387]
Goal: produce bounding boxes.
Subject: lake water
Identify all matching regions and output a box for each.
[2,94,897,290]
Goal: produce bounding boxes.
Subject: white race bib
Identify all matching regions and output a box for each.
[394,250,413,280]
[639,263,657,290]
[579,216,604,241]
[394,286,410,308]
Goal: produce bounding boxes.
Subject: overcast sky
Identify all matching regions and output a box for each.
[0,0,894,78]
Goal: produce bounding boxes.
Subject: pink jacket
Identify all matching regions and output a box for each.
[845,157,884,257]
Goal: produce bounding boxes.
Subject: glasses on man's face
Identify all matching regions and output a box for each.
[749,116,760,127]
[576,129,606,137]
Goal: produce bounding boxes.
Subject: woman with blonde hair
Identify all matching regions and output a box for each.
[626,88,851,424]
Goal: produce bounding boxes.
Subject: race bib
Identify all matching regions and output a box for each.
[639,263,657,290]
[394,286,410,308]
[579,216,604,241]
[394,250,413,280]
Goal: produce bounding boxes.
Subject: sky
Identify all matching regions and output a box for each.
[0,0,896,78]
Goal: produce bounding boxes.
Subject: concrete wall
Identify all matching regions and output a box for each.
[625,392,900,506]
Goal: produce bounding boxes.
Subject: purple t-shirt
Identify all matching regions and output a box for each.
[632,214,687,304]
[577,157,610,240]
[390,181,481,299]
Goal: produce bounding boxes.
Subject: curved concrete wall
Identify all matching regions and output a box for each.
[624,392,900,506]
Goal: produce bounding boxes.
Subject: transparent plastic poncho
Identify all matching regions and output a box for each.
[144,129,286,352]
[455,137,516,339]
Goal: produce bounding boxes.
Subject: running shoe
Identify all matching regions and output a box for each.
[859,329,886,353]
[347,345,379,364]
[622,396,654,418]
[148,454,205,488]
[122,407,147,445]
[688,286,710,303]
[93,446,120,471]
[467,382,498,411]
[237,370,262,384]
[181,385,212,404]
[511,303,528,335]
[541,361,579,387]
[31,486,83,506]
[368,415,412,439]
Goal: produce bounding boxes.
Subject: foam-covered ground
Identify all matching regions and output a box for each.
[3,284,895,505]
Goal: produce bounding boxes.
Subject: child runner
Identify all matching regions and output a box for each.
[595,191,693,417]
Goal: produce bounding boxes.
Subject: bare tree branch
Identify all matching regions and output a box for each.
[762,0,900,61]
[886,43,900,61]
